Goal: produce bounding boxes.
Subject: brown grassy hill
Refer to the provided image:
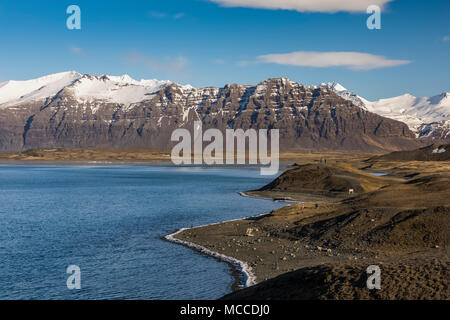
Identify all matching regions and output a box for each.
[256,163,394,196]
[0,148,171,161]
[279,172,450,255]
[369,143,450,162]
[216,161,450,300]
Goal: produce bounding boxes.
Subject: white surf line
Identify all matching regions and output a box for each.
[238,191,301,203]
[164,213,271,288]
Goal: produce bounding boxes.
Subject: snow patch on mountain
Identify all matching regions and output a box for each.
[320,82,365,107]
[0,72,179,108]
[1,72,448,140]
[432,146,446,154]
[419,120,450,139]
[363,92,450,135]
[68,74,173,105]
[322,81,450,137]
[367,92,450,120]
[0,71,81,107]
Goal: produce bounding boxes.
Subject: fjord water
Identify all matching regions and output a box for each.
[0,165,284,300]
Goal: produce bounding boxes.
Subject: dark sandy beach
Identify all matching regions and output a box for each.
[170,152,450,300]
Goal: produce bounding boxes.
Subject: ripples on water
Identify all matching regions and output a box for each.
[0,166,284,300]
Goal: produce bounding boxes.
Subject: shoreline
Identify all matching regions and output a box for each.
[239,190,340,203]
[168,199,450,300]
[166,205,344,288]
[0,160,295,171]
[163,210,275,290]
[163,215,270,289]
[164,228,256,289]
[238,191,300,203]
[164,190,292,291]
[163,190,343,294]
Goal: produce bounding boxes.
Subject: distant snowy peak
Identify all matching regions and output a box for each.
[429,92,450,108]
[68,74,173,105]
[0,72,177,107]
[320,82,347,93]
[320,82,365,107]
[322,81,450,138]
[0,71,81,106]
[81,73,173,88]
[363,92,450,133]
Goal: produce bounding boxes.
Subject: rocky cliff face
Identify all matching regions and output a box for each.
[0,75,419,152]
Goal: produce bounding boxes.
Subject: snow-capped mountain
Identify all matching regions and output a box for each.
[0,71,175,107]
[3,71,445,140]
[0,72,419,152]
[0,71,81,106]
[68,74,174,106]
[322,82,450,140]
[319,82,365,108]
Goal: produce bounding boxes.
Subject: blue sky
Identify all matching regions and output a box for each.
[0,0,448,100]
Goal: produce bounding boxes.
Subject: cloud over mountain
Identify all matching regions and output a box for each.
[208,0,393,13]
[257,51,411,70]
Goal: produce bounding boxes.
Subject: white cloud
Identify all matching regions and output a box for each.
[147,11,185,19]
[69,45,84,56]
[125,52,188,73]
[208,0,393,13]
[443,35,450,42]
[257,51,411,70]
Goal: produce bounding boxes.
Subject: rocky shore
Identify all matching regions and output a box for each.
[171,150,450,300]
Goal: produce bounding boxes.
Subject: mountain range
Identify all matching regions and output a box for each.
[0,71,447,152]
[320,82,450,141]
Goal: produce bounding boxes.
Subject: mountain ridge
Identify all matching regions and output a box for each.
[321,82,450,141]
[0,72,426,152]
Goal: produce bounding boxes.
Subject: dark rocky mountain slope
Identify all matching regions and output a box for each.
[0,76,420,152]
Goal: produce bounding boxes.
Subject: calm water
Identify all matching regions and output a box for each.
[0,165,284,300]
